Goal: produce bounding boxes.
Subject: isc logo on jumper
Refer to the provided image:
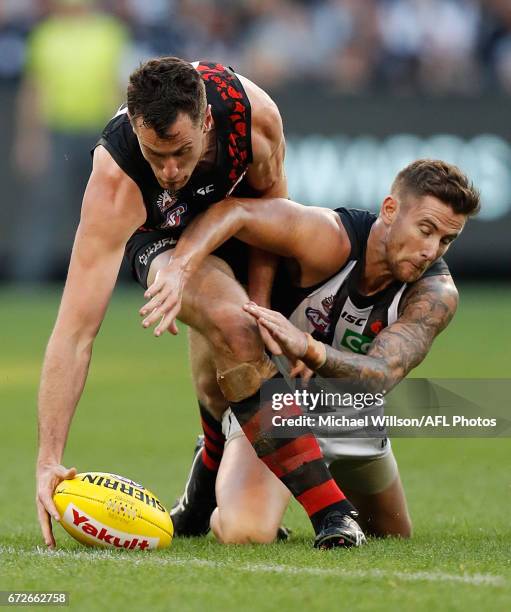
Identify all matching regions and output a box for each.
[340,311,366,326]
[341,329,373,354]
[63,504,159,550]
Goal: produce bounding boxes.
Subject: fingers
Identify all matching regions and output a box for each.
[56,465,77,480]
[257,322,282,356]
[301,365,314,385]
[36,463,78,549]
[142,293,179,332]
[154,304,180,337]
[244,302,284,324]
[37,499,56,549]
[140,279,164,311]
[289,361,306,378]
[141,292,173,326]
[140,295,163,318]
[257,315,287,341]
[144,278,163,302]
[258,324,282,355]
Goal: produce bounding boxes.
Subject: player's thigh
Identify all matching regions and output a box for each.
[212,434,291,543]
[330,452,412,538]
[148,250,252,332]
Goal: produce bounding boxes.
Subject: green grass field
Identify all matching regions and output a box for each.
[1,284,510,611]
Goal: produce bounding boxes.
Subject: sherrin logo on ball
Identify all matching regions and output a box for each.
[53,472,173,550]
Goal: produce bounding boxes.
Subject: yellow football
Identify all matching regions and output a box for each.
[53,472,173,550]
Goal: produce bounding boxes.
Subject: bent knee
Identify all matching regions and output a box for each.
[369,515,413,539]
[219,525,279,545]
[396,517,413,539]
[205,305,260,357]
[213,512,279,545]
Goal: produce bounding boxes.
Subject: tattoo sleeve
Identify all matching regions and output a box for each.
[316,275,459,393]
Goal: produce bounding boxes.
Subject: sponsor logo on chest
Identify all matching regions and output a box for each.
[333,298,374,354]
[155,190,188,228]
[157,190,178,213]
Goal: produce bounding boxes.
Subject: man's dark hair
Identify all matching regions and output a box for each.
[127,57,207,138]
[391,159,481,217]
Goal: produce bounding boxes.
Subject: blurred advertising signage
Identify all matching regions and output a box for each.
[286,134,511,221]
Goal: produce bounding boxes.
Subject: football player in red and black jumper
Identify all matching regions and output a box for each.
[36,57,365,550]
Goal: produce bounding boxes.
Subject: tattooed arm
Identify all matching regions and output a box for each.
[315,275,458,392]
[245,274,458,393]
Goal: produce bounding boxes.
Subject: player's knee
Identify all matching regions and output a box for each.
[369,513,413,539]
[205,303,260,362]
[214,512,278,545]
[386,519,412,539]
[391,508,413,538]
[217,357,277,403]
[397,515,413,539]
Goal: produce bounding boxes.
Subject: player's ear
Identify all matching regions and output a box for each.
[380,195,399,225]
[203,105,213,132]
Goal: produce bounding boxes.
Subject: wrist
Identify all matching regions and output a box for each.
[301,333,327,370]
[37,449,63,468]
[169,254,193,279]
[37,457,61,469]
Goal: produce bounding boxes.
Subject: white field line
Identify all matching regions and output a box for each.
[0,546,506,588]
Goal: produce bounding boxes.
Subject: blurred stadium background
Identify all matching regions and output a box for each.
[0,0,510,281]
[1,2,510,609]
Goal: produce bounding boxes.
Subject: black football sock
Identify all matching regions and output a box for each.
[198,402,225,473]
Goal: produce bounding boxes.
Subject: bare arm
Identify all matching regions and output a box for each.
[140,198,351,334]
[241,82,287,306]
[161,198,349,285]
[245,274,458,393]
[36,146,145,546]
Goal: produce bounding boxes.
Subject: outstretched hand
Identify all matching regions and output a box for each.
[244,302,308,363]
[139,263,187,337]
[36,463,77,548]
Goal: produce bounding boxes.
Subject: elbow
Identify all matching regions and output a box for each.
[48,322,98,358]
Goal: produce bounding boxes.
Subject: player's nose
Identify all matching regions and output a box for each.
[162,160,180,180]
[420,241,439,261]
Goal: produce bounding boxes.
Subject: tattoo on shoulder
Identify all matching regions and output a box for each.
[367,274,459,385]
[398,274,459,326]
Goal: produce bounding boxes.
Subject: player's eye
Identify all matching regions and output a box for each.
[146,149,165,160]
[419,227,431,237]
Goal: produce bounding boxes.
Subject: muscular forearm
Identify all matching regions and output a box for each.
[302,337,396,394]
[37,335,93,465]
[170,198,247,277]
[247,248,279,306]
[316,345,396,393]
